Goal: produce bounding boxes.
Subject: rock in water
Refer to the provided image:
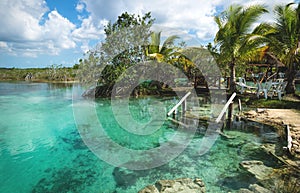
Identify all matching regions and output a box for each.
[138,178,206,193]
[240,160,273,181]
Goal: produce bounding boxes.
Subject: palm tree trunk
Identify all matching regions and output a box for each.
[229,63,236,93]
[286,65,296,94]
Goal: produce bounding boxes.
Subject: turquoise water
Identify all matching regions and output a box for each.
[0,82,282,193]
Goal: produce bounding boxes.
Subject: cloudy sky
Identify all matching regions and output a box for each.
[0,0,298,68]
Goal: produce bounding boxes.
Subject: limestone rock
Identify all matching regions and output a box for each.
[238,184,272,193]
[256,108,267,114]
[138,178,205,193]
[238,188,253,193]
[243,110,257,118]
[240,160,274,181]
[249,184,272,193]
[138,185,159,193]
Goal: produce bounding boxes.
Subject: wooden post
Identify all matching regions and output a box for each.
[236,99,242,122]
[284,125,293,155]
[226,102,233,128]
[226,77,230,89]
[238,99,242,113]
[172,108,177,119]
[182,99,187,113]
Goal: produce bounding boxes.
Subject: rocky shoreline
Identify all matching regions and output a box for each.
[242,108,300,161]
[138,108,300,193]
[138,178,206,193]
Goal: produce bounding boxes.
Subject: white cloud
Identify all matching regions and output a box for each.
[43,10,76,50]
[0,0,47,42]
[72,16,105,41]
[0,0,297,60]
[80,0,219,43]
[76,3,85,13]
[0,42,8,48]
[80,0,295,45]
[0,0,78,57]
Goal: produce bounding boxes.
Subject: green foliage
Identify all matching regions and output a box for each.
[247,97,300,110]
[146,31,180,63]
[77,12,155,94]
[213,4,268,92]
[0,65,77,82]
[256,3,300,94]
[104,12,154,36]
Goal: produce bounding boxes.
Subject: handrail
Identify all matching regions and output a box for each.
[215,92,236,123]
[167,91,191,116]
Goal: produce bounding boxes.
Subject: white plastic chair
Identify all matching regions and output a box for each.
[270,81,287,100]
[256,82,264,98]
[277,82,287,100]
[257,81,273,99]
[264,81,274,99]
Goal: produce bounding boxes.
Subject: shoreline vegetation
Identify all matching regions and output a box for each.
[0,65,79,83]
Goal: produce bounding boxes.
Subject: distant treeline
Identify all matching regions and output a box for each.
[0,64,79,82]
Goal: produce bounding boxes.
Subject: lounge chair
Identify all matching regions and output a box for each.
[236,77,256,94]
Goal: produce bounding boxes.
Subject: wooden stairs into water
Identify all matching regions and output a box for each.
[167,92,236,121]
[167,92,237,136]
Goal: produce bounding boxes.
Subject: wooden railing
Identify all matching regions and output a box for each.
[167,92,191,116]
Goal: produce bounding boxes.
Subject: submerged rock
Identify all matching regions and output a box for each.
[138,178,205,193]
[240,160,273,181]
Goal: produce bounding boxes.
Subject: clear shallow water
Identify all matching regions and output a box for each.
[0,82,282,193]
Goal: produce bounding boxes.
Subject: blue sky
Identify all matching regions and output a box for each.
[0,0,298,68]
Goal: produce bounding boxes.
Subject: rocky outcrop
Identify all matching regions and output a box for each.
[239,184,272,193]
[138,178,205,193]
[242,108,300,160]
[240,160,274,181]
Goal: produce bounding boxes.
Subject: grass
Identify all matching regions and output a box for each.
[248,98,300,110]
[242,94,300,110]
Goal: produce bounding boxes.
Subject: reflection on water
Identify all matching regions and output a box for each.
[0,82,283,193]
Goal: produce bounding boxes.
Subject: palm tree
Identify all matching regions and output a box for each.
[146,31,179,63]
[257,3,300,94]
[214,4,268,92]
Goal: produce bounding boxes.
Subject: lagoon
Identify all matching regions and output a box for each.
[0,82,282,192]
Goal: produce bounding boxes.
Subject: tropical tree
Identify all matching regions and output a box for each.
[256,3,300,94]
[214,4,268,92]
[146,31,179,63]
[147,32,198,80]
[78,12,155,97]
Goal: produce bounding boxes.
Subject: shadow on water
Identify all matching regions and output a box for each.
[217,171,258,191]
[31,129,100,193]
[31,154,99,193]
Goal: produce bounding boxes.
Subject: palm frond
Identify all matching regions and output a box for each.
[160,35,179,54]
